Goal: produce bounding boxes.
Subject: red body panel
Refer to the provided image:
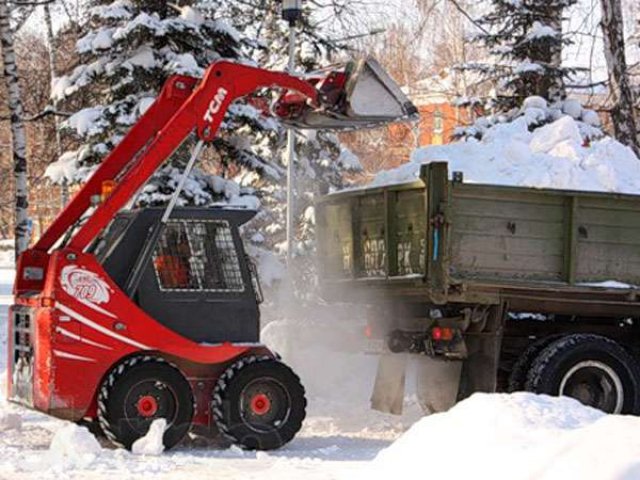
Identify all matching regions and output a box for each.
[9,61,322,431]
[11,249,270,427]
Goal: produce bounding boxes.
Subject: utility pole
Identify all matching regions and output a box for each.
[281,0,302,268]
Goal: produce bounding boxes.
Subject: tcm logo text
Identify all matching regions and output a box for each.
[203,87,229,122]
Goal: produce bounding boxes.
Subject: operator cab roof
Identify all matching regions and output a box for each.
[127,206,258,226]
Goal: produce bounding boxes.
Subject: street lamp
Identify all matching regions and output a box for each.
[281,0,302,268]
[282,0,302,25]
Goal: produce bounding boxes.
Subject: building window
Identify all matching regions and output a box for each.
[153,220,244,292]
[432,108,444,145]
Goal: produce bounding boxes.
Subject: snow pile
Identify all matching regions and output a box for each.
[132,418,166,456]
[0,239,14,268]
[370,393,640,480]
[48,423,102,468]
[369,97,640,195]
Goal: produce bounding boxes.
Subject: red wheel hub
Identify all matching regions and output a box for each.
[136,395,159,417]
[250,393,271,415]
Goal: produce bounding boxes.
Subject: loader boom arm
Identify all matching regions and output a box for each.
[34,61,318,253]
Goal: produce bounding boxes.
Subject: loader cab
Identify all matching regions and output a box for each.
[92,207,262,344]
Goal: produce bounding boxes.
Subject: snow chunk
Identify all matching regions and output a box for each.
[138,96,155,115]
[45,147,97,184]
[522,96,547,110]
[165,53,201,76]
[93,29,114,50]
[132,418,166,455]
[66,107,107,137]
[515,61,544,74]
[562,98,583,120]
[579,280,636,289]
[91,0,133,20]
[211,19,242,42]
[530,116,582,154]
[526,21,558,40]
[171,4,204,25]
[371,393,640,480]
[124,46,156,70]
[582,109,601,127]
[77,28,114,53]
[48,423,102,468]
[229,194,260,210]
[0,412,22,431]
[113,12,164,40]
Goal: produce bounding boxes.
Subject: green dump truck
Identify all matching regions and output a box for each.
[316,162,640,416]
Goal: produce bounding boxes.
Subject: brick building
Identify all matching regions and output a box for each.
[381,71,479,167]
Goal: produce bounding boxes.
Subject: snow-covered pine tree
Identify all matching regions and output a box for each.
[47,0,278,208]
[199,1,361,294]
[466,0,577,112]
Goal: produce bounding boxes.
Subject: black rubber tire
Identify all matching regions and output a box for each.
[507,335,564,392]
[213,355,306,450]
[97,356,194,450]
[525,334,640,414]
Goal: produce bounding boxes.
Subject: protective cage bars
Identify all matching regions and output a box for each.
[152,219,245,292]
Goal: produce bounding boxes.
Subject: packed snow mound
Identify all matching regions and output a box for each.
[132,418,166,455]
[0,412,22,432]
[370,393,640,480]
[48,423,102,468]
[370,107,640,195]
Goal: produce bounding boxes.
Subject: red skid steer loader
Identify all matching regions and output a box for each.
[8,58,416,450]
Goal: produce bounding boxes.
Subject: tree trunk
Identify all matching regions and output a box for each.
[43,2,68,207]
[600,0,640,155]
[548,6,565,103]
[0,0,30,260]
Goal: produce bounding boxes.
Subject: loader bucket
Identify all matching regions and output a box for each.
[276,57,418,130]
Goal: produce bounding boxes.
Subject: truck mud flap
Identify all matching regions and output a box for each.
[371,353,408,415]
[415,357,462,414]
[371,354,463,415]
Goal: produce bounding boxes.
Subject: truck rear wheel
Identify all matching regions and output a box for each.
[212,356,306,450]
[97,356,194,450]
[507,335,564,392]
[525,334,640,414]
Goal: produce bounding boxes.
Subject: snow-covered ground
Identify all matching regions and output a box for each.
[2,255,640,479]
[0,264,420,479]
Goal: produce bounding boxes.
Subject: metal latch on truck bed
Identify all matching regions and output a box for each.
[429,213,447,262]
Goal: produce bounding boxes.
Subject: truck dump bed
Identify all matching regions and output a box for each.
[317,162,640,317]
